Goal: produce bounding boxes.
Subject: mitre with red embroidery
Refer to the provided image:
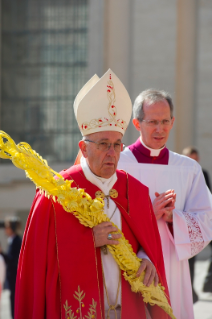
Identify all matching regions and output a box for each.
[74,69,132,136]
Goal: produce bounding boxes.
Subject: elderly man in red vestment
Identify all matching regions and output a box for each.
[15,70,171,319]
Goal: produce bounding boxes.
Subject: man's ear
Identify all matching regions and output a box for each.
[79,140,88,158]
[170,116,175,129]
[132,118,141,132]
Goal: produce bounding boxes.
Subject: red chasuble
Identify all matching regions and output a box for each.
[15,165,171,319]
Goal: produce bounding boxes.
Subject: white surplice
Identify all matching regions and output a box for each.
[118,147,212,319]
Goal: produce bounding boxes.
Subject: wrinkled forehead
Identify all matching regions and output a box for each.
[144,97,169,107]
[143,99,171,116]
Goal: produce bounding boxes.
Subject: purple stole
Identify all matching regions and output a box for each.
[128,138,169,165]
[128,139,173,235]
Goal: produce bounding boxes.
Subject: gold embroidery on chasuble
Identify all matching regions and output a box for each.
[64,286,97,319]
[117,170,130,215]
[81,74,127,133]
[95,189,118,209]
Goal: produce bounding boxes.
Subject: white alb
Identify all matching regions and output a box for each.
[118,147,212,319]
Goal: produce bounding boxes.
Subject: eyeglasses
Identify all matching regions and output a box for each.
[139,119,172,126]
[84,139,125,152]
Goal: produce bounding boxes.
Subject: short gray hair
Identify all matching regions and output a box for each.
[133,89,174,121]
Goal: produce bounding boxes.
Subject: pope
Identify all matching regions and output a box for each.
[11,70,173,319]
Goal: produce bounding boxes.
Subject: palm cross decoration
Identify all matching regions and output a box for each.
[64,286,97,319]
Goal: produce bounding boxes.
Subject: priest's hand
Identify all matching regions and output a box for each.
[93,222,122,247]
[153,189,176,222]
[162,208,174,223]
[136,259,159,287]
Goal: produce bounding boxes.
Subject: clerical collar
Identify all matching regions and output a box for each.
[140,137,165,157]
[80,156,117,195]
[128,138,169,164]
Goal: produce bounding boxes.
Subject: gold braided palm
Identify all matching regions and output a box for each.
[0,130,176,319]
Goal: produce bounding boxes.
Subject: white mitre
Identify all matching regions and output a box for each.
[74,69,132,136]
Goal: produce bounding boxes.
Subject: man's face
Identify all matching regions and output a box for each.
[5,226,13,237]
[133,99,175,149]
[79,131,123,178]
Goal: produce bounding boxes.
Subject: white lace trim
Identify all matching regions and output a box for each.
[184,212,204,257]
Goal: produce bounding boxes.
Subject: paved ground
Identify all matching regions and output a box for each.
[193,245,212,319]
[193,259,212,319]
[1,248,211,319]
[1,289,10,319]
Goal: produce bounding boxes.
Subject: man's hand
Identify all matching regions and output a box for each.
[93,222,122,248]
[153,189,176,222]
[136,259,159,287]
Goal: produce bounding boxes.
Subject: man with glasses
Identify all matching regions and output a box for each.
[119,89,212,319]
[15,74,171,319]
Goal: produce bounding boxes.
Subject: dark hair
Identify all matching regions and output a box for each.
[5,217,20,234]
[182,146,199,156]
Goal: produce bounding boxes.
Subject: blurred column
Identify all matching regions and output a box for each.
[88,0,135,145]
[104,0,136,145]
[175,0,198,152]
[89,0,132,92]
[88,0,105,78]
[104,0,132,91]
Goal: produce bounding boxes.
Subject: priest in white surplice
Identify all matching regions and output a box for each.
[118,89,212,319]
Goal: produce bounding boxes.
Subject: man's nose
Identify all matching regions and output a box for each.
[107,144,116,154]
[155,122,164,132]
